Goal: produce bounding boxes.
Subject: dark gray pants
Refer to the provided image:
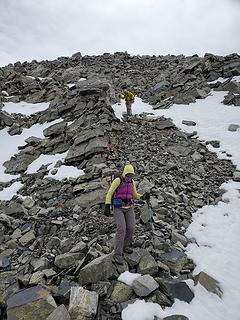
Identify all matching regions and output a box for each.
[126,102,133,116]
[113,206,135,257]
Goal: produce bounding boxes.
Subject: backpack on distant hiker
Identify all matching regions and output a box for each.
[124,90,135,103]
[111,175,134,208]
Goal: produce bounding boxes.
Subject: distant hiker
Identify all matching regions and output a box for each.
[104,164,150,264]
[123,89,135,116]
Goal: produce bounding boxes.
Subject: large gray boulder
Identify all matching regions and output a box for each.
[74,188,107,208]
[132,275,159,297]
[65,137,108,164]
[43,121,67,137]
[54,252,83,269]
[78,254,116,285]
[157,278,194,303]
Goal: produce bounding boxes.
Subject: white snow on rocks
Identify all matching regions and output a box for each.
[118,271,141,286]
[27,151,84,180]
[0,118,63,183]
[3,101,50,115]
[26,152,68,174]
[46,165,84,180]
[0,181,23,201]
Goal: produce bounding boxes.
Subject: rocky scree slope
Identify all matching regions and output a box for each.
[0,52,239,320]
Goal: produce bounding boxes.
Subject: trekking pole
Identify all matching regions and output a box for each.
[146,197,154,231]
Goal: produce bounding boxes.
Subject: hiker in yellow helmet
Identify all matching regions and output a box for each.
[104,164,150,265]
[123,89,135,116]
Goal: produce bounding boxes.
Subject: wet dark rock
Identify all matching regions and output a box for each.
[157,278,194,303]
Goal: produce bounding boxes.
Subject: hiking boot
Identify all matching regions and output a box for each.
[114,255,124,265]
[124,247,133,254]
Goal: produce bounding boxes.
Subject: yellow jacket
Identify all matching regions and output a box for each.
[123,90,135,103]
[105,165,141,208]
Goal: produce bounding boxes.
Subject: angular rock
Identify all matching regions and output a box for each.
[171,231,188,246]
[74,188,106,208]
[69,286,98,320]
[4,203,25,218]
[148,290,173,307]
[46,304,71,320]
[43,121,67,137]
[91,281,111,298]
[167,145,192,157]
[109,282,133,304]
[152,80,171,93]
[0,110,14,126]
[54,252,83,269]
[124,249,141,267]
[158,278,194,303]
[155,119,175,130]
[207,140,220,148]
[182,120,196,126]
[19,230,35,246]
[78,254,116,285]
[194,271,222,298]
[160,249,188,274]
[7,285,57,320]
[65,137,108,164]
[233,171,240,182]
[137,250,158,275]
[132,275,159,297]
[29,271,45,285]
[228,124,240,132]
[22,196,35,209]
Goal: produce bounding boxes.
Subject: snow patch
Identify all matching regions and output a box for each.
[0,181,23,201]
[0,118,63,183]
[118,271,141,286]
[46,165,84,180]
[3,101,50,115]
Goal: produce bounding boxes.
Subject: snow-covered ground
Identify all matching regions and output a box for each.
[27,151,84,180]
[2,101,50,115]
[114,90,240,320]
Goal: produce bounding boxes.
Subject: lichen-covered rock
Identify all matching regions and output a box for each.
[109,282,133,305]
[137,250,158,275]
[69,286,98,320]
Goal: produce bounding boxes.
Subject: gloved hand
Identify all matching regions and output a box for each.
[104,204,111,216]
[142,192,150,201]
